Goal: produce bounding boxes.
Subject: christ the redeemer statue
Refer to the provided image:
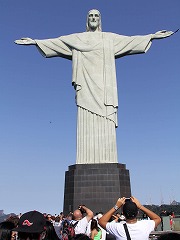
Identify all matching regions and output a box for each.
[15,9,175,164]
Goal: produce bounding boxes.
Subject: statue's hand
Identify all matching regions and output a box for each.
[15,37,36,45]
[152,30,175,39]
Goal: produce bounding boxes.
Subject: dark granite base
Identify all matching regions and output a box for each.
[63,163,131,215]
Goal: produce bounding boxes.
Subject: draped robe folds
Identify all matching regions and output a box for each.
[35,32,152,164]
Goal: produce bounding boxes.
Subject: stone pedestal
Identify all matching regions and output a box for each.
[63,163,131,214]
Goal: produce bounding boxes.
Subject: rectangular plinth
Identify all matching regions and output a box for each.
[63,163,131,214]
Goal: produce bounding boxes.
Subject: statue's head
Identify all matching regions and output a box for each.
[86,9,102,32]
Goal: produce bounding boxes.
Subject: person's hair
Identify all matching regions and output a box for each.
[158,233,180,240]
[67,213,73,219]
[46,214,52,220]
[62,219,69,228]
[90,219,99,231]
[0,221,16,240]
[123,201,138,220]
[51,216,55,221]
[55,216,60,222]
[17,232,41,240]
[44,221,59,240]
[6,216,19,227]
[86,9,102,32]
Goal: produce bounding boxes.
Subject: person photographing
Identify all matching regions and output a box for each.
[98,196,161,240]
[72,205,93,235]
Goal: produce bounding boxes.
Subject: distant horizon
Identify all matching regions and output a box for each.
[1,199,180,216]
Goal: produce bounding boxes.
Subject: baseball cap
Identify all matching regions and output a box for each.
[14,211,46,233]
[123,201,138,219]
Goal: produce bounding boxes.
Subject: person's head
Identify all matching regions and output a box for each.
[6,216,19,228]
[46,215,52,222]
[54,216,60,223]
[67,213,73,221]
[0,221,16,240]
[90,219,99,231]
[86,9,102,32]
[122,201,138,220]
[13,211,46,240]
[73,210,82,220]
[43,221,59,240]
[62,220,69,229]
[158,233,180,240]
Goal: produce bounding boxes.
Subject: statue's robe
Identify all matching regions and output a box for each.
[35,32,152,164]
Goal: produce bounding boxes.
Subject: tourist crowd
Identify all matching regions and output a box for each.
[0,197,179,240]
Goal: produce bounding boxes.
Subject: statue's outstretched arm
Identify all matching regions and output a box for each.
[15,37,36,45]
[151,29,179,40]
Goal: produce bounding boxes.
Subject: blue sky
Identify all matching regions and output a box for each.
[0,0,179,215]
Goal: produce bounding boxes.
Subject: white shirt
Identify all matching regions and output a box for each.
[72,217,89,235]
[106,220,155,240]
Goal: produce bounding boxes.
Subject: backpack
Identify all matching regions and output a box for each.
[62,220,78,240]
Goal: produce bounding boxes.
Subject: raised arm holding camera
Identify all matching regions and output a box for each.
[72,205,94,235]
[98,196,161,240]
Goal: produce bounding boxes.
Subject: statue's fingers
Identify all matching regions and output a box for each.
[14,39,24,44]
[166,31,174,36]
[160,30,167,33]
[21,37,30,40]
[167,31,174,34]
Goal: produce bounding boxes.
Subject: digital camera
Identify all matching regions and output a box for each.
[78,205,86,214]
[125,198,131,202]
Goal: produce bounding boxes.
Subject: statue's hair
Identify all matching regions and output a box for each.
[86,9,102,32]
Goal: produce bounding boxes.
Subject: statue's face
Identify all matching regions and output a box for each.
[88,9,100,31]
